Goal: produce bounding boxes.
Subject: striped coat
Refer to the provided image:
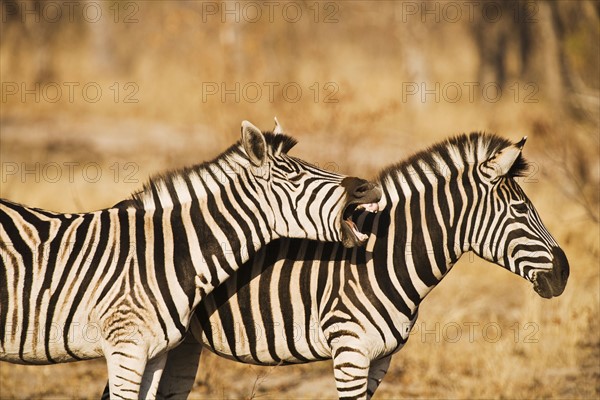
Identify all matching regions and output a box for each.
[1,120,381,399]
[154,133,569,400]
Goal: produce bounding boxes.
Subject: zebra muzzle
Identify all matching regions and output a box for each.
[339,178,382,248]
[531,246,569,298]
[532,269,568,299]
[341,201,380,247]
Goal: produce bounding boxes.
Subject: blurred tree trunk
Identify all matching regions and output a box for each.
[472,0,598,108]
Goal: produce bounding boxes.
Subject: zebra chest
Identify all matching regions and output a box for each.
[317,288,415,362]
[94,301,188,359]
[91,273,193,359]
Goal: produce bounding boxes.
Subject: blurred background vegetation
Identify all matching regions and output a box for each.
[0,1,598,398]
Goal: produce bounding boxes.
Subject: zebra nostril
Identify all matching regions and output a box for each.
[354,183,371,196]
[551,246,570,283]
[341,177,378,199]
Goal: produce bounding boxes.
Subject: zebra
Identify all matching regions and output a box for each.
[150,132,570,400]
[0,119,382,399]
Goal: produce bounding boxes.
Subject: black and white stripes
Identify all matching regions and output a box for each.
[0,120,381,399]
[155,133,569,400]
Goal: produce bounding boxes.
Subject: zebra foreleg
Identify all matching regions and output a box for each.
[103,343,148,399]
[100,352,169,399]
[332,346,371,400]
[366,355,392,400]
[156,331,203,399]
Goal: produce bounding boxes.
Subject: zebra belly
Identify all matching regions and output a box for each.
[200,334,330,365]
[0,316,104,364]
[198,313,332,365]
[0,278,108,364]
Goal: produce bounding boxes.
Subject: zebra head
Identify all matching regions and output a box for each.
[473,136,569,298]
[239,119,382,248]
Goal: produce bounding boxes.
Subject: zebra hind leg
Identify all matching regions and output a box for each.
[139,352,168,399]
[100,383,110,400]
[157,330,203,399]
[332,347,371,400]
[366,355,392,400]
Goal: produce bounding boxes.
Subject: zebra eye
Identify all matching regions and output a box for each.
[288,172,307,182]
[513,203,528,213]
[285,171,306,183]
[274,163,294,175]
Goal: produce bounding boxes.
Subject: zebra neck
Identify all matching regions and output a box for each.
[150,174,275,302]
[381,172,466,307]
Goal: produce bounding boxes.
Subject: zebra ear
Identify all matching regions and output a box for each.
[273,117,283,135]
[241,120,268,167]
[483,136,527,180]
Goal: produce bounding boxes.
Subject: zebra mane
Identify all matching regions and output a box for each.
[377,132,530,183]
[123,132,298,209]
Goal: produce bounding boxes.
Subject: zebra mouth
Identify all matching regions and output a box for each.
[341,202,379,247]
[528,250,569,299]
[530,270,554,299]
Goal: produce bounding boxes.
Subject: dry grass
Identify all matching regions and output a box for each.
[0,1,598,399]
